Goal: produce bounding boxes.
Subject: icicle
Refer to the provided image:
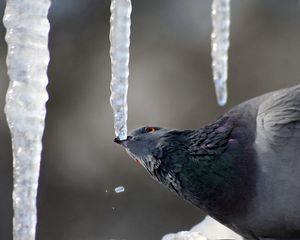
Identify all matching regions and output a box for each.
[211,0,230,106]
[110,0,132,140]
[3,0,51,239]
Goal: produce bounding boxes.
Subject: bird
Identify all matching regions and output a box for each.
[114,85,300,240]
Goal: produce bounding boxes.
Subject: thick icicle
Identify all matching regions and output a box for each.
[211,0,230,106]
[110,0,132,140]
[3,0,51,239]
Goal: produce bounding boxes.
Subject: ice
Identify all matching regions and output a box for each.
[190,216,243,240]
[211,0,231,106]
[109,0,132,140]
[162,216,242,240]
[162,231,207,240]
[3,0,51,239]
[114,186,125,193]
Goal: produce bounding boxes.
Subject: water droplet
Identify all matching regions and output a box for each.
[114,186,125,193]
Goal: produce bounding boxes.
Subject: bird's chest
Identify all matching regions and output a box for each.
[235,149,300,237]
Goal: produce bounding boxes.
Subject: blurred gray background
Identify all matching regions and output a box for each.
[0,0,299,239]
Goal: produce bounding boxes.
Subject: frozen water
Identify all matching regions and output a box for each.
[162,216,242,240]
[110,0,132,140]
[115,186,125,193]
[3,0,51,239]
[211,0,231,106]
[162,231,207,240]
[190,216,242,240]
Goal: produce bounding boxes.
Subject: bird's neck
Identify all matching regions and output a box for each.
[180,118,257,221]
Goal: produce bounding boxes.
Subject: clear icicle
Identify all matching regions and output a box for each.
[211,0,230,106]
[3,0,51,239]
[110,0,132,140]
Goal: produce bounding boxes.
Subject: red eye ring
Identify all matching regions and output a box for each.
[145,127,156,133]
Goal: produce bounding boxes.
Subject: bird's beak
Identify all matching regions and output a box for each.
[113,136,132,147]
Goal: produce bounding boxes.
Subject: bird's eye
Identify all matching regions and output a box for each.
[145,127,157,133]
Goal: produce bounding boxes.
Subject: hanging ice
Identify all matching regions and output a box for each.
[3,0,51,239]
[110,0,132,140]
[211,0,231,106]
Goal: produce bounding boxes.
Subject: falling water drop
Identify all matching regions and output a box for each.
[115,186,125,193]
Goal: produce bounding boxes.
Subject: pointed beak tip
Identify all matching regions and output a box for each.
[113,136,132,145]
[113,137,122,144]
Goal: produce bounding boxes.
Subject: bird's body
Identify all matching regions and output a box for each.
[115,85,300,240]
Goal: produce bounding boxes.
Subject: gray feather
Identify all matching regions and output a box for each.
[227,85,300,238]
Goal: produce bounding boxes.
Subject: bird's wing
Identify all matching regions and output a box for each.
[255,85,300,148]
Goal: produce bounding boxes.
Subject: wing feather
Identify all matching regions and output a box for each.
[256,85,300,147]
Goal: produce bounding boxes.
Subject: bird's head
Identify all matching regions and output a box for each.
[114,126,171,172]
[114,126,193,196]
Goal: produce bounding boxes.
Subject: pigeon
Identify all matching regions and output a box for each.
[114,85,300,240]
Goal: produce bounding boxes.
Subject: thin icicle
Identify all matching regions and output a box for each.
[110,0,132,140]
[3,0,51,239]
[211,0,230,106]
